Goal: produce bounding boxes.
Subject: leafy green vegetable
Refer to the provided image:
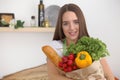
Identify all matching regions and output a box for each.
[15,20,25,29]
[65,36,109,61]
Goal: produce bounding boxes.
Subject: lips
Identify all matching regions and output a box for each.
[69,31,78,36]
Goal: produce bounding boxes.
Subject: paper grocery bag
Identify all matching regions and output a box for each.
[58,61,106,80]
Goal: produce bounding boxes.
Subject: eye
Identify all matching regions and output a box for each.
[74,20,79,25]
[62,21,68,26]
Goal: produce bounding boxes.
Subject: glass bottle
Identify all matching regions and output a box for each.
[38,0,45,27]
[30,16,36,27]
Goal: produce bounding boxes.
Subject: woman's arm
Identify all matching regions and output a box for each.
[100,58,115,80]
[47,58,73,80]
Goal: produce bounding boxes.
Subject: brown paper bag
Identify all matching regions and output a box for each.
[58,61,106,80]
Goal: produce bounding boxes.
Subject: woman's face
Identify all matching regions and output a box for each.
[62,11,79,44]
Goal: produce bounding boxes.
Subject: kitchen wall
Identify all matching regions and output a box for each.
[0,0,120,79]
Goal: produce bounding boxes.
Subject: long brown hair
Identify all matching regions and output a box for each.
[53,4,89,41]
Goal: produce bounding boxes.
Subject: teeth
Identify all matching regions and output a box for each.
[69,31,76,35]
[70,32,75,35]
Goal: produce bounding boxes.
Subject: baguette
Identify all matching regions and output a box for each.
[42,45,62,67]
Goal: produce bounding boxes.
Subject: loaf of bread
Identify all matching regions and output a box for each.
[42,45,62,67]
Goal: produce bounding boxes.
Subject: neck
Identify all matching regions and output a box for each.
[66,39,77,46]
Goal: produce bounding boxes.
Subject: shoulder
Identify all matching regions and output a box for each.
[48,40,63,48]
[48,40,63,57]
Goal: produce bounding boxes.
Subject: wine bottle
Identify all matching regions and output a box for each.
[38,0,45,27]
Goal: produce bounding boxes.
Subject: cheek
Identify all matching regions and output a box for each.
[63,29,67,35]
[77,26,80,32]
[62,27,69,36]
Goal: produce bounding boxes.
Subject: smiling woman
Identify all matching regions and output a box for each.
[0,0,119,79]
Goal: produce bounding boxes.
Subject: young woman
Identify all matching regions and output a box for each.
[47,3,115,80]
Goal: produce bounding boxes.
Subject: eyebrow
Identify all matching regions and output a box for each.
[62,19,78,22]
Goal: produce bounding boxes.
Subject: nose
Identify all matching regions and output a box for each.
[69,23,74,30]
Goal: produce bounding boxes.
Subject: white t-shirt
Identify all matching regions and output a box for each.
[48,40,63,57]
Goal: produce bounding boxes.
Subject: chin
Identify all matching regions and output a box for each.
[70,37,78,41]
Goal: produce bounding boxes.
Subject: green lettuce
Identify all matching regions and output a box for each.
[65,36,109,61]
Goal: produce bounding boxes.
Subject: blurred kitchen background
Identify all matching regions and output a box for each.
[0,0,120,79]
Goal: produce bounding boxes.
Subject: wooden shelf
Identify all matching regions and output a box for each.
[0,27,55,32]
